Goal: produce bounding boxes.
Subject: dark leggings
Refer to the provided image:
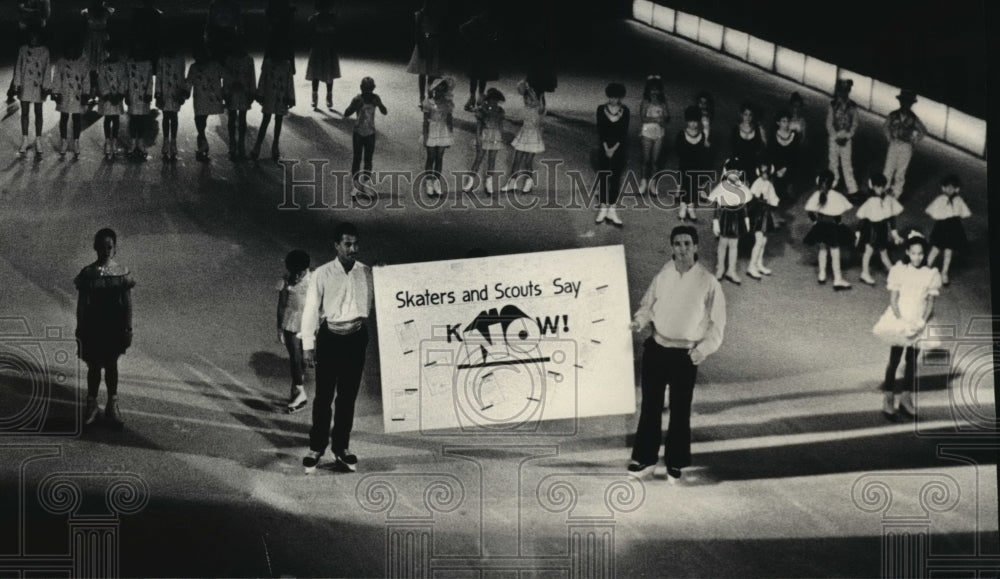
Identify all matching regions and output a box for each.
[227,109,247,146]
[424,145,445,175]
[253,113,284,152]
[59,112,82,139]
[129,114,147,140]
[468,78,486,99]
[598,147,626,205]
[352,132,375,179]
[885,346,919,394]
[20,102,44,136]
[161,111,178,141]
[87,360,119,398]
[195,114,208,138]
[103,115,120,139]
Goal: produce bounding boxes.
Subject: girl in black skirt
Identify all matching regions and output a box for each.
[746,161,781,279]
[925,174,971,286]
[856,175,904,286]
[709,158,751,284]
[804,170,854,290]
[675,105,713,221]
[769,108,801,203]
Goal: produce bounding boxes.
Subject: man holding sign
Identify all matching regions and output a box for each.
[628,225,726,483]
[299,223,374,474]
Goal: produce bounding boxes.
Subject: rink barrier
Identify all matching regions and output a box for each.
[631,0,987,158]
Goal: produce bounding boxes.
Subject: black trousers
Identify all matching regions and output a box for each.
[598,147,626,205]
[884,346,919,394]
[309,325,368,454]
[352,132,375,178]
[631,339,698,468]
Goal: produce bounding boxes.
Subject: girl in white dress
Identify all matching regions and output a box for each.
[503,80,546,194]
[803,170,854,289]
[421,76,455,196]
[925,174,972,286]
[51,42,91,160]
[463,87,504,194]
[856,174,904,285]
[872,231,942,421]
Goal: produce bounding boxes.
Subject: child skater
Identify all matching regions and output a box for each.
[154,36,187,161]
[421,76,455,196]
[695,90,714,148]
[925,174,972,286]
[769,108,801,204]
[856,174,904,286]
[406,1,443,106]
[503,80,546,194]
[708,158,751,284]
[124,50,154,161]
[674,105,713,221]
[872,231,941,421]
[638,75,669,195]
[343,76,388,196]
[305,0,340,112]
[251,45,295,163]
[463,87,504,195]
[276,249,312,413]
[96,37,127,161]
[804,170,855,290]
[594,82,629,226]
[746,161,781,279]
[221,39,255,160]
[187,42,225,162]
[51,38,91,160]
[75,228,136,429]
[10,28,50,159]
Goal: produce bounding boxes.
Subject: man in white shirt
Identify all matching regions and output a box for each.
[628,225,726,483]
[299,222,374,474]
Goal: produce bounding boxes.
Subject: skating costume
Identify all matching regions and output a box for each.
[708,180,750,237]
[74,263,136,365]
[460,13,499,81]
[125,59,153,115]
[926,194,971,251]
[640,100,668,141]
[96,59,127,116]
[12,45,51,103]
[82,7,114,73]
[730,124,766,178]
[872,263,942,347]
[675,130,712,204]
[747,177,780,233]
[511,103,545,153]
[51,57,91,114]
[803,189,854,246]
[406,9,442,76]
[277,271,312,334]
[856,195,903,250]
[187,60,225,116]
[768,130,800,200]
[305,11,341,83]
[256,59,295,115]
[597,103,629,206]
[154,55,187,113]
[476,102,505,151]
[423,98,454,147]
[222,54,255,111]
[826,97,859,193]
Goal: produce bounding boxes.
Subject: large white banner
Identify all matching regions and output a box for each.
[373,245,636,434]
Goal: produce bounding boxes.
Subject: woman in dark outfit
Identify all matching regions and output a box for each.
[595,82,629,226]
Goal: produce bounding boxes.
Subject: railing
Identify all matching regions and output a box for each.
[631,0,987,158]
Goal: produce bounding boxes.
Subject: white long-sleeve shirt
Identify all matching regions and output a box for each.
[632,261,726,359]
[298,258,373,350]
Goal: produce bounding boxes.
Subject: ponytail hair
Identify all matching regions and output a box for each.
[816,170,835,206]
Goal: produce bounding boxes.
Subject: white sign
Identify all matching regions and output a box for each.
[372,245,636,434]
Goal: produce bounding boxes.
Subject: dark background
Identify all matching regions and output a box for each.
[1,0,987,116]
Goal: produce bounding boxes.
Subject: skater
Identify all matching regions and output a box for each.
[788,92,807,144]
[502,80,546,194]
[674,105,713,222]
[925,174,972,286]
[768,108,801,204]
[406,0,443,106]
[464,87,504,195]
[628,225,727,483]
[10,29,51,160]
[826,79,859,195]
[638,75,669,195]
[420,76,455,196]
[300,222,374,474]
[96,37,127,160]
[277,250,312,413]
[251,46,295,163]
[872,231,941,422]
[154,37,187,161]
[594,82,629,226]
[305,0,341,112]
[804,170,855,290]
[343,77,388,196]
[187,42,225,163]
[459,10,500,112]
[730,101,767,180]
[746,161,781,279]
[708,159,752,284]
[222,39,256,160]
[856,175,904,286]
[882,89,927,199]
[124,0,161,161]
[51,36,91,161]
[75,228,136,430]
[81,0,115,106]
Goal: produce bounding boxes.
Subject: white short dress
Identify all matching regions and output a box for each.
[872,262,943,347]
